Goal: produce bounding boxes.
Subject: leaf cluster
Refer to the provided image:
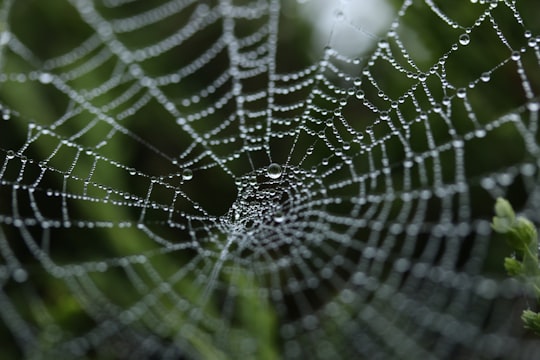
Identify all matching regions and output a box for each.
[492,198,540,335]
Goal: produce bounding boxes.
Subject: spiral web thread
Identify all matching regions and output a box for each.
[0,0,539,358]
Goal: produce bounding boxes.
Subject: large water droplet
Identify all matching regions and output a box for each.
[182,168,193,181]
[267,163,282,179]
[459,34,470,46]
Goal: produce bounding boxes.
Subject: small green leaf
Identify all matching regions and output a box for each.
[493,198,516,230]
[492,198,540,336]
[521,310,540,335]
[504,257,522,276]
[492,199,538,257]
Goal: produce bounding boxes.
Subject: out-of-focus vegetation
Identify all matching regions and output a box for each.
[492,198,540,336]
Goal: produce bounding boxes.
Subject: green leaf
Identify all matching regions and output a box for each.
[492,198,540,335]
[521,310,540,335]
[492,201,536,252]
[504,257,522,276]
[492,197,516,232]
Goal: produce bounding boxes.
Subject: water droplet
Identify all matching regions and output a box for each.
[274,211,285,223]
[456,88,467,98]
[459,34,470,46]
[480,72,490,82]
[527,102,540,112]
[511,51,521,61]
[267,163,282,179]
[474,129,486,138]
[12,268,28,283]
[452,139,464,148]
[2,109,10,120]
[38,72,53,84]
[182,168,193,181]
[6,150,15,159]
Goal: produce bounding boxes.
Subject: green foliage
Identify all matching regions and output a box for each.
[522,310,540,336]
[492,198,540,335]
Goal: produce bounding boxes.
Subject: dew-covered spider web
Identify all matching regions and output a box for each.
[0,0,540,358]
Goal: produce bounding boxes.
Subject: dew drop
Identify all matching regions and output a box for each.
[274,211,285,223]
[511,51,521,61]
[475,129,486,138]
[267,163,282,179]
[182,168,193,181]
[452,139,464,148]
[38,72,53,84]
[456,88,467,98]
[527,102,540,112]
[480,72,490,82]
[12,268,28,283]
[459,34,470,46]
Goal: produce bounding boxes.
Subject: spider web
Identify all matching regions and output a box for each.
[0,0,539,358]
